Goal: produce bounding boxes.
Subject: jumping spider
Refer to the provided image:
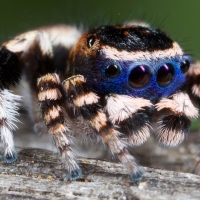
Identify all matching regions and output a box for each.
[0,22,199,182]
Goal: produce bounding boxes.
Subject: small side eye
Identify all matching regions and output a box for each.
[180,60,190,73]
[87,36,95,48]
[128,65,151,88]
[105,64,121,78]
[156,63,174,87]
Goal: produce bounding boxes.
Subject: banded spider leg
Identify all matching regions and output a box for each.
[38,73,153,182]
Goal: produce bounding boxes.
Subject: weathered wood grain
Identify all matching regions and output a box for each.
[0,148,199,199]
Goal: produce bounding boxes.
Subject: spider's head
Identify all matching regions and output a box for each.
[70,25,190,101]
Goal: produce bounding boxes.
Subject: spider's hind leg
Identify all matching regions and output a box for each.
[37,73,81,181]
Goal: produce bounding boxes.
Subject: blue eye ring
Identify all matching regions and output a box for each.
[156,63,174,87]
[128,65,151,88]
[105,64,121,78]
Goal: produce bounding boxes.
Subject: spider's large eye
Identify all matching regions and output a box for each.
[105,64,121,78]
[128,65,151,88]
[87,36,95,48]
[180,60,190,73]
[156,63,174,87]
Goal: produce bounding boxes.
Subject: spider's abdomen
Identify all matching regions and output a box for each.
[70,25,191,101]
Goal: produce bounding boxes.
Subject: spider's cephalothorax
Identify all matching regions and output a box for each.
[0,23,199,182]
[70,25,191,100]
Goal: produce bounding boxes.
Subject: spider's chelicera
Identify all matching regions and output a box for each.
[0,23,199,182]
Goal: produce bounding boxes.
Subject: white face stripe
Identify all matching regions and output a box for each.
[102,42,183,61]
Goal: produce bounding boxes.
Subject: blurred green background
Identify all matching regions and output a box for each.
[0,0,200,59]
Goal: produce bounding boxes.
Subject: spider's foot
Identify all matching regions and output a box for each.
[3,151,18,163]
[66,168,82,181]
[129,169,144,183]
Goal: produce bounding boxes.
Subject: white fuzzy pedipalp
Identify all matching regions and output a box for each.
[156,127,185,147]
[129,125,151,146]
[192,84,200,98]
[155,92,199,119]
[105,94,152,124]
[0,90,21,155]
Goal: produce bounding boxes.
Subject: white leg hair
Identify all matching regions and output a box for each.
[155,92,199,147]
[155,92,199,119]
[105,94,152,146]
[0,89,21,160]
[4,25,81,56]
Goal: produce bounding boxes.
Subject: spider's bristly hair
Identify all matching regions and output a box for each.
[155,92,199,147]
[0,47,21,89]
[156,115,191,147]
[63,75,100,119]
[63,76,110,133]
[37,73,81,181]
[89,25,173,52]
[0,90,21,163]
[105,94,152,146]
[2,25,82,91]
[185,62,200,105]
[63,75,144,182]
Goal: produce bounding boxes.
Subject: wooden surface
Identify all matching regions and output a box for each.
[0,148,199,200]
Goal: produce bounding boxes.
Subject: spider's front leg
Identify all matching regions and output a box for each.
[62,75,152,182]
[37,74,81,181]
